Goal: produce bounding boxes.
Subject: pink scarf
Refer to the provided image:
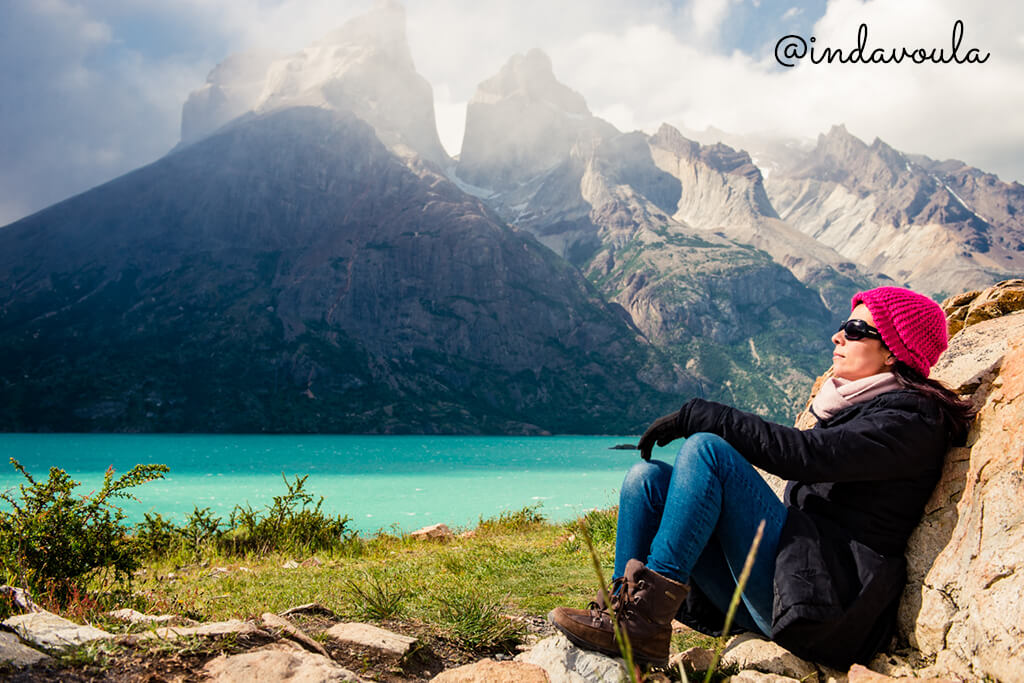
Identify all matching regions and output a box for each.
[810,372,902,421]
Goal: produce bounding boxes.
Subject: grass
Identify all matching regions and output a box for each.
[15,503,724,680]
[119,507,608,644]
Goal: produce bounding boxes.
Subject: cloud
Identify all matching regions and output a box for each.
[1,0,1021,226]
[0,0,211,225]
[689,0,739,39]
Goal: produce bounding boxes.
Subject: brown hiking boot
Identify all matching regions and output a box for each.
[588,577,624,611]
[548,559,689,668]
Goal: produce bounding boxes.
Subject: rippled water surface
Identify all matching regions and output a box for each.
[0,434,665,533]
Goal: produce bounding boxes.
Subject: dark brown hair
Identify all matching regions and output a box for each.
[892,361,976,444]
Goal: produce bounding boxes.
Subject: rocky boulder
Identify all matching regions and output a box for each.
[895,281,1024,682]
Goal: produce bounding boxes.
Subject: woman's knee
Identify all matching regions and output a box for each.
[675,432,741,471]
[621,459,671,500]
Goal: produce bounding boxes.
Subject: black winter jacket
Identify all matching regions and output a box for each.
[672,390,952,666]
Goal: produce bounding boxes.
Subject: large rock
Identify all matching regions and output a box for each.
[514,633,626,683]
[942,279,1024,337]
[897,311,1024,682]
[323,622,417,658]
[720,633,818,681]
[2,611,114,651]
[202,641,363,682]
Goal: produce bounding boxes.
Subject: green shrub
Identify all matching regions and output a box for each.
[179,507,224,557]
[476,503,546,534]
[132,474,355,560]
[134,512,179,557]
[225,474,354,556]
[0,458,168,602]
[570,507,618,546]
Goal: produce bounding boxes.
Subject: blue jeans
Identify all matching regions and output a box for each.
[613,433,787,636]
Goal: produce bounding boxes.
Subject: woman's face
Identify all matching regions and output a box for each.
[831,303,894,381]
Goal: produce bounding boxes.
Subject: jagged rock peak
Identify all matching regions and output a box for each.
[650,123,700,157]
[313,0,414,70]
[456,48,616,188]
[813,124,869,160]
[180,0,449,166]
[650,123,761,181]
[470,48,590,115]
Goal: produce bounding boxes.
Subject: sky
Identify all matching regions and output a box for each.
[1,0,1022,227]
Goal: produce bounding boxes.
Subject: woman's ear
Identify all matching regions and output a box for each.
[885,355,896,366]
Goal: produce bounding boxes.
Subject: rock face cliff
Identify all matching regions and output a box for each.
[647,123,877,313]
[765,126,1024,297]
[897,280,1024,682]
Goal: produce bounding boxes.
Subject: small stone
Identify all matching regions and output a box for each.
[3,611,114,651]
[431,658,549,682]
[410,523,454,540]
[0,631,53,667]
[324,622,418,658]
[847,663,958,683]
[0,585,43,613]
[261,612,330,658]
[731,671,803,682]
[133,619,261,641]
[203,641,362,682]
[720,633,817,681]
[669,646,715,675]
[300,557,322,568]
[515,633,626,682]
[106,608,183,625]
[280,602,337,618]
[282,560,300,569]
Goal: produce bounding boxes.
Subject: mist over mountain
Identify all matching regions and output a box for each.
[182,0,448,167]
[2,3,1016,433]
[0,106,682,433]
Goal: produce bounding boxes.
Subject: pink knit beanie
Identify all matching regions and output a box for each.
[851,287,947,377]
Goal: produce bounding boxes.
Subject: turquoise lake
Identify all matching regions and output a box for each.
[0,434,667,534]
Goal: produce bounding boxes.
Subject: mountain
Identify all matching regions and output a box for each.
[7,4,1009,435]
[0,106,681,434]
[454,52,848,417]
[763,125,1024,297]
[646,124,878,312]
[181,0,448,166]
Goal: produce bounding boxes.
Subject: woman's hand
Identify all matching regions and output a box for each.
[637,411,684,460]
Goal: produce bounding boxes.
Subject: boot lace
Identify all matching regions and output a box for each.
[611,577,648,621]
[587,577,625,611]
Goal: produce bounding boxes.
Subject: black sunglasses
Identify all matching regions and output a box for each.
[837,319,882,341]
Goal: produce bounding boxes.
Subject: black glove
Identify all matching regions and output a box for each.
[637,410,685,460]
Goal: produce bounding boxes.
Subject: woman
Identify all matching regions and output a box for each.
[549,286,974,668]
